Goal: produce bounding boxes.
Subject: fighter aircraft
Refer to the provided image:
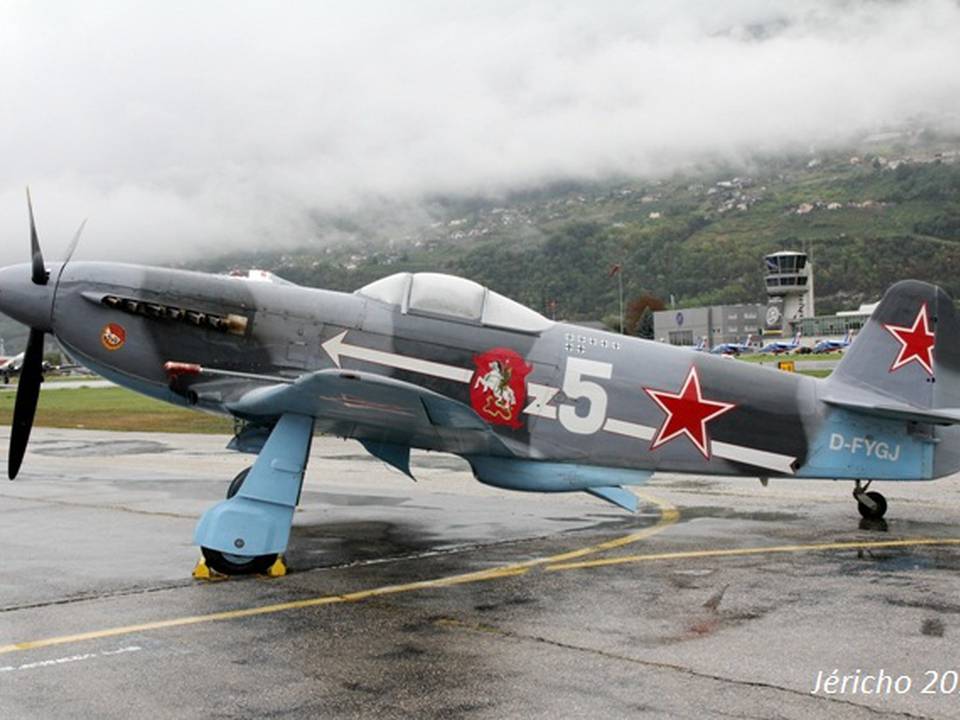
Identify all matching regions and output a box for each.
[2,193,959,575]
[759,330,803,354]
[813,329,855,354]
[709,334,754,356]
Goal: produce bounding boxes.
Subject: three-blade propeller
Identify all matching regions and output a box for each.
[8,190,84,479]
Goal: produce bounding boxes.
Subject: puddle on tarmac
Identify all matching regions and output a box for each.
[676,506,803,523]
[289,520,443,568]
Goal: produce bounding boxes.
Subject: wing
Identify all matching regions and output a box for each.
[224,368,509,456]
[173,366,646,511]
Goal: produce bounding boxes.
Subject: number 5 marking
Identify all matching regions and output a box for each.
[558,357,612,434]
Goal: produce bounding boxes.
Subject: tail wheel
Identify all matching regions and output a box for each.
[856,490,887,520]
[201,547,278,576]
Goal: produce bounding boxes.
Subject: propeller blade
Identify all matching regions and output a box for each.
[8,328,45,479]
[54,218,87,289]
[26,187,48,286]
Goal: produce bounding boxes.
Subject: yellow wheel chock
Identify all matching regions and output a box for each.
[264,556,288,578]
[192,555,287,581]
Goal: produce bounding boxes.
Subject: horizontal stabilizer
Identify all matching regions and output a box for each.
[822,393,960,426]
[585,486,638,512]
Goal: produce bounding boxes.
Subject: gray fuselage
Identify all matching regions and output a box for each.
[3,261,954,483]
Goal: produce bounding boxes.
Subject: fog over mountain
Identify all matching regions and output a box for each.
[2,0,960,264]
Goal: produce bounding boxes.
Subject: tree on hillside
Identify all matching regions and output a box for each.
[625,293,666,337]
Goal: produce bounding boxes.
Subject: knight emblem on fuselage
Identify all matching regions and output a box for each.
[470,348,532,429]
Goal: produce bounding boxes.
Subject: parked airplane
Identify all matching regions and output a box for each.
[0,351,24,384]
[710,334,754,356]
[813,329,855,354]
[760,330,803,354]
[2,193,958,575]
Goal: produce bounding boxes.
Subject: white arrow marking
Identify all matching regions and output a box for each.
[323,331,473,383]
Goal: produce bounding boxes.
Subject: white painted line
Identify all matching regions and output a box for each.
[603,419,796,475]
[603,417,655,441]
[712,441,796,475]
[0,645,141,675]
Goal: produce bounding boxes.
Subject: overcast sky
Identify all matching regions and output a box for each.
[2,0,960,265]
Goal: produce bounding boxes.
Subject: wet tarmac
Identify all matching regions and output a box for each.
[1,427,960,719]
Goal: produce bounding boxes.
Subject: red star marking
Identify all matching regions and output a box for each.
[883,303,935,376]
[644,366,735,459]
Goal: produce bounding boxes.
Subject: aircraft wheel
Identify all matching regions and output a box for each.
[856,491,887,520]
[226,467,251,499]
[201,547,278,576]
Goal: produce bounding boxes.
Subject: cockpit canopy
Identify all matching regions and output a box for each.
[357,272,553,334]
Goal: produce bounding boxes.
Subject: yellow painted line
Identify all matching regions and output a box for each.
[0,567,529,655]
[0,495,678,656]
[545,537,960,571]
[545,499,680,564]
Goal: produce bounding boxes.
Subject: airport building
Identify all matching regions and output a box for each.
[653,303,765,347]
[762,251,814,336]
[793,302,878,337]
[654,249,870,349]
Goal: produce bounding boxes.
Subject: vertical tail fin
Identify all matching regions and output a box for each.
[828,280,960,410]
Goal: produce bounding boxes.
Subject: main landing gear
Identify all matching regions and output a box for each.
[200,466,273,575]
[193,413,315,577]
[853,480,887,520]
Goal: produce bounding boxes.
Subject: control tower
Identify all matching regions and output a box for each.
[763,251,814,337]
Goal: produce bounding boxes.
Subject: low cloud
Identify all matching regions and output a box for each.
[2,0,960,264]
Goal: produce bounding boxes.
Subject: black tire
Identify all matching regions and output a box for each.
[857,491,887,520]
[201,547,278,576]
[226,467,251,499]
